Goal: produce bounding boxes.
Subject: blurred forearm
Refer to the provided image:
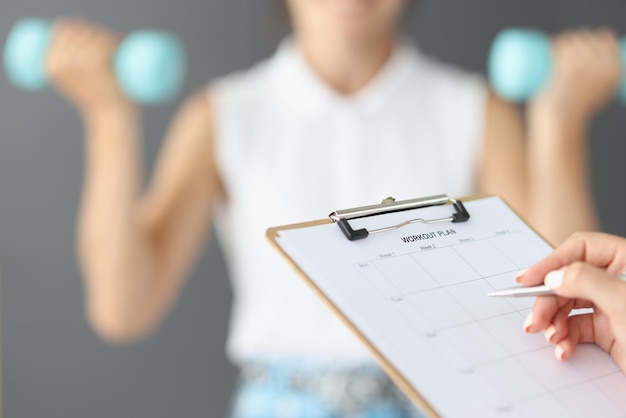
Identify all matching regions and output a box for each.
[77,106,160,342]
[526,115,598,246]
[524,28,619,245]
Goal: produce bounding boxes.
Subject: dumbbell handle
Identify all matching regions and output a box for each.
[489,28,626,102]
[3,19,186,104]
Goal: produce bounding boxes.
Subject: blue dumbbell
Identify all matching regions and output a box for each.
[3,18,186,104]
[489,28,626,102]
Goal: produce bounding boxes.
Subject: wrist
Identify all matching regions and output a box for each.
[82,102,140,129]
[530,118,588,142]
[528,91,596,130]
[527,104,590,144]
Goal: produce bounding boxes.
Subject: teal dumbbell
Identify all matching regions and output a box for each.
[3,19,186,104]
[489,28,626,102]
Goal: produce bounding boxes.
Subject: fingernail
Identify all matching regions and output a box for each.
[554,344,565,361]
[545,270,564,289]
[544,325,557,343]
[515,268,528,283]
[523,312,534,332]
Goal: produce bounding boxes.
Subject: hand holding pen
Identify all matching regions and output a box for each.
[503,232,626,373]
[487,272,626,297]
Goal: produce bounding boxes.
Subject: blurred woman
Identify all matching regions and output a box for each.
[45,0,620,416]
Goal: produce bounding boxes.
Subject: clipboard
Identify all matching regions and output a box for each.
[266,194,626,418]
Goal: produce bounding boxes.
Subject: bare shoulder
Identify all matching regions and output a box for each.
[166,89,216,163]
[149,88,220,195]
[482,90,525,148]
[485,90,522,126]
[478,90,527,215]
[176,89,214,128]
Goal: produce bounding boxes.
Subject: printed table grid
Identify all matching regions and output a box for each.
[355,230,625,417]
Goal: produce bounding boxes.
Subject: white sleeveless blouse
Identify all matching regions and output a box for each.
[210,37,487,365]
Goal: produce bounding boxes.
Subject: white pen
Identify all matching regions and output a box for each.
[487,272,626,297]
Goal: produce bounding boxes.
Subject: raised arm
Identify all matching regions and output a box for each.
[524,29,620,245]
[478,28,620,246]
[47,19,220,343]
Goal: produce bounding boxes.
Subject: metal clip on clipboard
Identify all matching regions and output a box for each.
[329,194,470,241]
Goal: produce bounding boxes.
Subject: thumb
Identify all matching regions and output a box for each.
[545,262,626,318]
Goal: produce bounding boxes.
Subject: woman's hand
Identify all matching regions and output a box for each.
[528,28,621,134]
[45,18,134,116]
[519,232,626,372]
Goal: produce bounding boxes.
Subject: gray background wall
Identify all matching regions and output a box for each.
[1,1,625,417]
